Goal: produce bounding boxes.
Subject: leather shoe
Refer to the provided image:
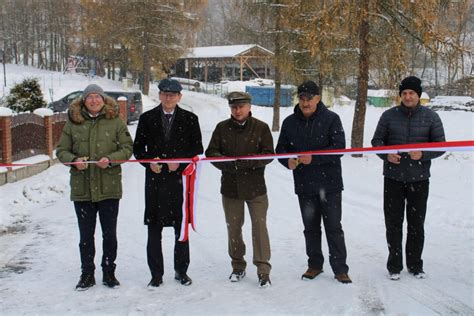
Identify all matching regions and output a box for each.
[174,272,192,286]
[147,276,163,287]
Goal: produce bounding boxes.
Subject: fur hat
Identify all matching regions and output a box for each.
[399,76,422,97]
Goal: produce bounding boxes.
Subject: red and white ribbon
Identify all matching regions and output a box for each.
[179,155,202,242]
[2,140,473,241]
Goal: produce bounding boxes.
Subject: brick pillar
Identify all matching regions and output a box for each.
[0,115,12,170]
[118,101,127,124]
[44,115,53,159]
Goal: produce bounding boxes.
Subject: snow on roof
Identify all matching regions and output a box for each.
[368,90,430,99]
[367,89,397,97]
[182,44,274,59]
[430,96,473,104]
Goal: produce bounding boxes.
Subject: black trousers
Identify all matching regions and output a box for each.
[147,222,189,278]
[297,191,349,275]
[73,199,119,274]
[384,178,429,274]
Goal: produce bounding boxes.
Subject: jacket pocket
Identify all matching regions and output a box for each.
[70,168,87,198]
[101,166,122,195]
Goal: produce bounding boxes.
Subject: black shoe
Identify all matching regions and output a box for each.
[147,276,163,287]
[409,269,426,279]
[174,272,192,286]
[75,273,95,291]
[258,273,271,288]
[229,269,246,282]
[102,270,120,288]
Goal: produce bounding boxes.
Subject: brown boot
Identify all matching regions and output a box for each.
[335,273,352,284]
[301,268,323,280]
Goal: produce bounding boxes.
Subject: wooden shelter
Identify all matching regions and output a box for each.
[174,44,274,83]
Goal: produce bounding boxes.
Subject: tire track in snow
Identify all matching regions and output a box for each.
[398,281,473,315]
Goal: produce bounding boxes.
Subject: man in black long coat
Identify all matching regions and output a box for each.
[133,78,203,287]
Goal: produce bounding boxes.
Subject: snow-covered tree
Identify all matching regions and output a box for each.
[6,78,47,113]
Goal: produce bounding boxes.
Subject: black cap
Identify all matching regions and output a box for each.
[297,81,320,98]
[399,76,422,97]
[227,91,251,105]
[158,78,182,92]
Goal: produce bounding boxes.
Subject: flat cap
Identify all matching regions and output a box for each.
[227,91,251,105]
[158,78,182,93]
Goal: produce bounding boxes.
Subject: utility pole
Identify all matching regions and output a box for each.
[1,48,5,87]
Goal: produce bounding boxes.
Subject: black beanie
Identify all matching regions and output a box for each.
[399,76,422,97]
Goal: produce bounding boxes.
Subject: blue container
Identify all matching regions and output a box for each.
[245,86,294,107]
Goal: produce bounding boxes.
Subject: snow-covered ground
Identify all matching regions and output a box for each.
[427,96,474,112]
[0,65,473,315]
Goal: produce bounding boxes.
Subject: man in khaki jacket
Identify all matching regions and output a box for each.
[205,91,274,288]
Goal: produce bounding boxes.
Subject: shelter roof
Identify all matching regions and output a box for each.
[182,44,274,59]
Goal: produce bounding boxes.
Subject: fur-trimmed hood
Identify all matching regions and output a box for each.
[68,95,118,124]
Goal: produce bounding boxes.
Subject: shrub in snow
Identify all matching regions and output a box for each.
[6,77,47,113]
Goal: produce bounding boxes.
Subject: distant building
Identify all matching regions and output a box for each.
[368,89,430,107]
[367,89,397,107]
[173,44,274,83]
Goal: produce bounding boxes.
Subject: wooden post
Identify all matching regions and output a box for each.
[204,59,208,83]
[0,115,12,170]
[240,57,243,81]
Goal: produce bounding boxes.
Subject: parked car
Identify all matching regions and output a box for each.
[48,90,143,123]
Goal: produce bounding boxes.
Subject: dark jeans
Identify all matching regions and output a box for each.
[384,178,429,273]
[297,191,349,275]
[73,199,119,274]
[147,222,189,278]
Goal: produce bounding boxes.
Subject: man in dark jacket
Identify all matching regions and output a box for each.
[57,84,133,290]
[206,91,274,288]
[276,81,351,284]
[371,76,445,281]
[133,78,203,287]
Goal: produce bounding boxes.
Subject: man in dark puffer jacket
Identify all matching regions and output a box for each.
[276,81,351,284]
[372,76,445,281]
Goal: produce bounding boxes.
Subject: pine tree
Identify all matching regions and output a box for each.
[6,78,47,113]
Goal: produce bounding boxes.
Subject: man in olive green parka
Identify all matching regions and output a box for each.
[57,84,133,291]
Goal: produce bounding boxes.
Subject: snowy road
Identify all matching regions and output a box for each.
[1,89,473,315]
